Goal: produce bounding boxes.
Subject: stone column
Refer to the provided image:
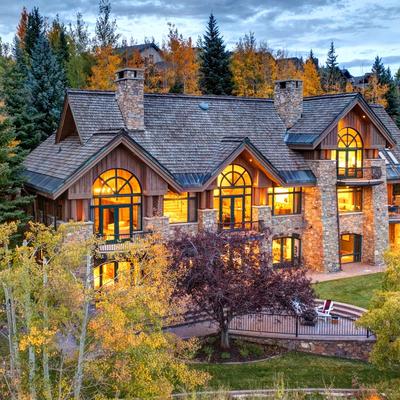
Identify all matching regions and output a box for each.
[143,216,170,237]
[252,205,272,232]
[198,209,218,232]
[303,160,340,272]
[362,159,388,265]
[60,221,94,243]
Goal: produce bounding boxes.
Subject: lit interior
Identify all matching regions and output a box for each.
[337,187,362,213]
[92,169,141,241]
[272,237,300,266]
[340,234,361,264]
[93,261,132,290]
[163,191,196,224]
[268,187,301,215]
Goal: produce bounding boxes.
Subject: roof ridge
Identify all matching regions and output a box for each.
[144,93,274,102]
[303,92,359,101]
[67,88,115,95]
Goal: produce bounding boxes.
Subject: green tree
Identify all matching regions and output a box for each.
[26,34,65,147]
[95,0,120,48]
[322,41,343,93]
[358,249,400,368]
[198,14,233,95]
[1,38,37,150]
[0,112,31,225]
[24,7,44,57]
[309,49,319,69]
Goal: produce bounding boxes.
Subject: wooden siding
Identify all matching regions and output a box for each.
[320,107,387,150]
[68,145,168,199]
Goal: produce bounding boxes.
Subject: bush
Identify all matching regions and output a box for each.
[202,345,214,362]
[236,340,264,358]
[220,352,231,360]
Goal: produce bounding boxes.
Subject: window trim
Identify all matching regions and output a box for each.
[272,235,301,268]
[163,191,198,224]
[268,187,302,216]
[337,186,363,214]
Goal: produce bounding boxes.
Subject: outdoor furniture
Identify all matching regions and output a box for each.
[316,299,334,320]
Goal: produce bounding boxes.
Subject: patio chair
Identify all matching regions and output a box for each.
[315,299,334,320]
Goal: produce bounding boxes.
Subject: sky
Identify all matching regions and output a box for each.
[0,0,399,76]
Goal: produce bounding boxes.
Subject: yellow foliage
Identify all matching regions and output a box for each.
[231,35,276,98]
[364,74,389,107]
[87,45,122,90]
[302,59,322,97]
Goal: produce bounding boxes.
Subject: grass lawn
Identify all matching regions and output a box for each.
[313,273,383,309]
[193,352,400,390]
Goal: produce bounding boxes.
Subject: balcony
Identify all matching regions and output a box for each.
[337,166,383,186]
[217,221,265,232]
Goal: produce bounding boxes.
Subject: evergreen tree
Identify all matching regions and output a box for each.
[372,56,385,82]
[198,14,233,95]
[24,7,43,57]
[322,41,343,93]
[0,112,31,224]
[26,34,65,146]
[309,49,319,69]
[95,0,120,48]
[2,38,36,150]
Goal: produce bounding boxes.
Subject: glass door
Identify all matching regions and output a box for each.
[340,234,362,263]
[100,205,132,241]
[220,196,245,229]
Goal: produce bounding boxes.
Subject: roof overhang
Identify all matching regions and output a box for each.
[287,94,397,150]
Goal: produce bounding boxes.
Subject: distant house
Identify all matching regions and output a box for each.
[116,43,165,67]
[23,68,400,287]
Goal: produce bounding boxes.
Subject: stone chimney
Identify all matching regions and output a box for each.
[274,80,303,129]
[115,68,145,130]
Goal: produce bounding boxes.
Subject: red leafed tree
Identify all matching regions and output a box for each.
[168,230,314,349]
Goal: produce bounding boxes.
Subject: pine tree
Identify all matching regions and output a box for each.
[372,56,385,82]
[16,7,29,47]
[302,58,322,96]
[26,34,65,146]
[309,49,319,69]
[24,7,43,57]
[95,0,120,48]
[322,41,343,93]
[2,38,36,150]
[198,14,232,95]
[0,112,31,224]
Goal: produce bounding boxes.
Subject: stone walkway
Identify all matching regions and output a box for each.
[308,262,385,283]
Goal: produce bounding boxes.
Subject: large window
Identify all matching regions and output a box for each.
[214,164,252,229]
[93,261,132,290]
[268,187,302,215]
[340,234,362,264]
[337,187,362,213]
[92,169,142,241]
[163,191,197,224]
[272,236,301,268]
[331,127,363,178]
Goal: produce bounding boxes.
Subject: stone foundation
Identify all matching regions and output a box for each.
[143,216,169,237]
[169,222,199,236]
[232,335,374,361]
[198,209,218,231]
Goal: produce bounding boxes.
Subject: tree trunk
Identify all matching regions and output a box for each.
[25,293,37,400]
[73,254,92,400]
[220,327,230,350]
[42,257,52,400]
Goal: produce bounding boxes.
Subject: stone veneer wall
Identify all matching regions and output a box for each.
[198,209,218,232]
[362,159,389,265]
[303,160,340,272]
[169,222,199,237]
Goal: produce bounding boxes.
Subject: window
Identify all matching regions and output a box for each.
[337,187,362,213]
[93,261,132,290]
[272,236,301,268]
[268,187,302,215]
[214,164,252,229]
[340,234,362,263]
[331,127,363,178]
[163,191,197,224]
[92,169,142,241]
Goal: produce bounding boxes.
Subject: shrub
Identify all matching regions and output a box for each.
[202,345,214,362]
[220,352,231,360]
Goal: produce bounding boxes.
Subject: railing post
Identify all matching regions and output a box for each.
[295,315,299,337]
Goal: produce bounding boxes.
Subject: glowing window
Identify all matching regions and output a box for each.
[272,236,301,268]
[93,261,132,290]
[331,127,363,178]
[92,169,142,241]
[337,187,362,213]
[163,192,197,224]
[268,187,302,215]
[213,164,252,229]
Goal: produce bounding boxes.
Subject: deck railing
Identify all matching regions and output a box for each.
[229,312,371,338]
[217,221,264,232]
[337,166,382,180]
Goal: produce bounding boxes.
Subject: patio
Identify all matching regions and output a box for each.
[308,262,385,283]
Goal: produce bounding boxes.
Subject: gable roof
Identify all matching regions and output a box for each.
[285,93,396,149]
[24,89,400,197]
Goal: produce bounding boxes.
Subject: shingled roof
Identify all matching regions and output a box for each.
[24,88,400,196]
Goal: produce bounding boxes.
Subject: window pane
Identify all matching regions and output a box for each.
[272,239,281,264]
[102,263,115,287]
[337,187,362,213]
[282,237,293,262]
[164,192,188,223]
[93,265,101,290]
[118,207,131,239]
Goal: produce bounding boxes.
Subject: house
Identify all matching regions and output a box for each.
[116,43,165,67]
[23,67,400,286]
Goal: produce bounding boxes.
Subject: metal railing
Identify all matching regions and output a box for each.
[217,221,263,232]
[337,166,382,180]
[229,312,371,338]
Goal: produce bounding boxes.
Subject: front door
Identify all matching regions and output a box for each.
[220,196,245,229]
[340,234,362,263]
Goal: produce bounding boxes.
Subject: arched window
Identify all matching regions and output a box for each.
[332,127,363,178]
[272,236,301,268]
[92,169,142,241]
[213,164,252,229]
